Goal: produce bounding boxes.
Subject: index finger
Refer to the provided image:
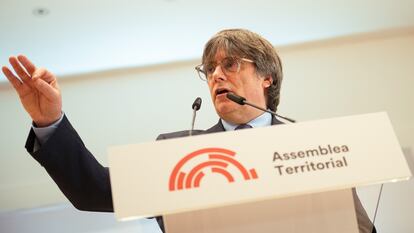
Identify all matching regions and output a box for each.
[17,55,37,76]
[2,66,23,90]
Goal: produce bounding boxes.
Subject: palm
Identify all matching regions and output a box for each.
[2,55,62,127]
[21,84,60,124]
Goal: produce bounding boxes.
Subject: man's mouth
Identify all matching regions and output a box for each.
[215,88,231,97]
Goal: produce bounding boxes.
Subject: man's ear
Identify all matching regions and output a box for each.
[263,75,273,88]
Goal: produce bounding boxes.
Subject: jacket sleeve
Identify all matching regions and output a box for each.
[25,115,113,212]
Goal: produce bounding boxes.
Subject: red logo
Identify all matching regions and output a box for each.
[169,148,258,191]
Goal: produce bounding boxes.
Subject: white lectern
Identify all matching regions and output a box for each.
[108,112,411,233]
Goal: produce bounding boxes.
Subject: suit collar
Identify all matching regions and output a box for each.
[271,116,284,125]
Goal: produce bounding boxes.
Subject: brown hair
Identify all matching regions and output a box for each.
[202,29,283,112]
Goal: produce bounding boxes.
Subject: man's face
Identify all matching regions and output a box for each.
[207,50,272,124]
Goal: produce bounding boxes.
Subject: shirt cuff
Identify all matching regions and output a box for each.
[32,113,65,145]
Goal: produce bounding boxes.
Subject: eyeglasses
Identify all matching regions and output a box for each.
[195,57,254,81]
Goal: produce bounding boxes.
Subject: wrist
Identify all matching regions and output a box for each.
[33,113,63,128]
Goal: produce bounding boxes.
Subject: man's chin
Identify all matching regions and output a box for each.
[214,102,238,118]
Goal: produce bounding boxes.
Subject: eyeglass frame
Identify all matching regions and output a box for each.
[195,57,254,82]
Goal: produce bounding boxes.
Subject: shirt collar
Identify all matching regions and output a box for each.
[221,112,272,131]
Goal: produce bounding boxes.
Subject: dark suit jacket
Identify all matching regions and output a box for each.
[25,115,375,233]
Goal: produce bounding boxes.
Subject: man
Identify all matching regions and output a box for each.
[2,29,375,233]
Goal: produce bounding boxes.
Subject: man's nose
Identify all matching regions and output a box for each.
[211,65,227,82]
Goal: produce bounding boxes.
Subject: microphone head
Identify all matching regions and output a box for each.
[226,92,246,105]
[192,97,202,111]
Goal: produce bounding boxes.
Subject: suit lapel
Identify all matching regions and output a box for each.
[204,120,225,134]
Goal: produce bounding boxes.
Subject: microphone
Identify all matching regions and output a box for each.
[189,97,202,136]
[226,92,296,123]
[192,97,202,111]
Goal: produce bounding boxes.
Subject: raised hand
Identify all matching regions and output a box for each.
[2,55,62,127]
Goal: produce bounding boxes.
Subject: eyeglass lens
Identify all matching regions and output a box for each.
[200,57,239,81]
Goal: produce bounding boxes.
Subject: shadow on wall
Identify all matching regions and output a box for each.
[402,147,414,175]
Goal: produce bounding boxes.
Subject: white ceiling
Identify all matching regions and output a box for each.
[1,0,414,81]
[1,0,414,217]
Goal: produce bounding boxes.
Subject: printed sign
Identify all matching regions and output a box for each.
[108,112,411,220]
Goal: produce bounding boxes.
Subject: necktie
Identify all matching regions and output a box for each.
[235,124,252,130]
